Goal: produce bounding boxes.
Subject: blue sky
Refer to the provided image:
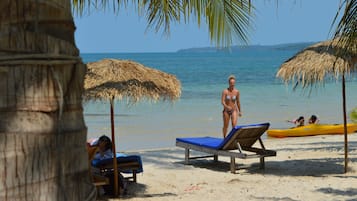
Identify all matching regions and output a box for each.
[74,0,341,53]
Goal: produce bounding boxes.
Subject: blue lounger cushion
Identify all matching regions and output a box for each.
[176,123,270,149]
[92,153,143,174]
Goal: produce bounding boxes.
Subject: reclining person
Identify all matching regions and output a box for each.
[87,135,127,195]
[91,135,113,160]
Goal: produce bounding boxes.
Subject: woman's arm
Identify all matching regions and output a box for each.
[236,90,242,116]
[221,90,228,109]
[87,145,99,160]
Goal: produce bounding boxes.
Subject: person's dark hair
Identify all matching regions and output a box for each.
[98,135,112,151]
[297,116,304,121]
[310,115,317,122]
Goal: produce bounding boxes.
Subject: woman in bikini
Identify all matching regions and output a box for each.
[221,75,242,138]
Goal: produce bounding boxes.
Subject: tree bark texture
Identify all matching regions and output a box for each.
[0,1,96,200]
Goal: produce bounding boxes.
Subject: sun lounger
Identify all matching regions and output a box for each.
[91,153,143,182]
[176,123,276,173]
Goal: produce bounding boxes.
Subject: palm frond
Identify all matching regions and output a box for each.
[331,0,357,55]
[72,0,253,47]
[145,0,181,35]
[72,0,131,15]
[182,0,253,46]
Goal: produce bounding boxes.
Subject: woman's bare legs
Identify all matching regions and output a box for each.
[222,111,230,138]
[231,110,238,128]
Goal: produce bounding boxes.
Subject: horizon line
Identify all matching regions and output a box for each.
[79,40,318,54]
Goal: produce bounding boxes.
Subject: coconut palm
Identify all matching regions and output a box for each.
[331,0,356,172]
[0,0,253,200]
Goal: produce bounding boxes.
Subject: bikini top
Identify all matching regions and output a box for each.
[226,95,236,101]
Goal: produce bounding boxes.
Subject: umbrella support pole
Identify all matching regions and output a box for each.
[110,98,119,196]
[342,74,348,173]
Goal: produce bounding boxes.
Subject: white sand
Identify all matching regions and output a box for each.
[106,133,357,201]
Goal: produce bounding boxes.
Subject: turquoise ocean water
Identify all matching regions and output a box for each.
[81,47,357,151]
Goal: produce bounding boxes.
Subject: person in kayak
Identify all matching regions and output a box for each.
[287,116,305,127]
[308,115,319,124]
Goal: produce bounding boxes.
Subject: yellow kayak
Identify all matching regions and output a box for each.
[267,123,357,138]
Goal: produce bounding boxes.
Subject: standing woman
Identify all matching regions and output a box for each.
[221,75,242,137]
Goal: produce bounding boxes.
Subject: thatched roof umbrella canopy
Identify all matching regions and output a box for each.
[84,58,181,196]
[276,38,357,173]
[277,38,357,88]
[84,58,181,103]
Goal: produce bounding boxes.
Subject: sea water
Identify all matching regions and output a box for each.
[81,48,357,151]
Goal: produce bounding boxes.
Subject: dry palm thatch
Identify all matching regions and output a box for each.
[84,58,181,103]
[277,38,357,88]
[84,58,181,195]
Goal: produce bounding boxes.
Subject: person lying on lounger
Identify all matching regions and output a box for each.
[90,135,113,160]
[87,135,127,195]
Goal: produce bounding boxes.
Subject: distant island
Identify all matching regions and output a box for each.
[176,42,316,53]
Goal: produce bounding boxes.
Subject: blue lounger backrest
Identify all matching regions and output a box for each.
[218,122,270,149]
[219,122,270,149]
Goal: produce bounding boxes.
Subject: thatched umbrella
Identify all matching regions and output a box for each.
[84,58,181,196]
[277,38,357,173]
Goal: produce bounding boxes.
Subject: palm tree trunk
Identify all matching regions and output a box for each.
[0,1,95,200]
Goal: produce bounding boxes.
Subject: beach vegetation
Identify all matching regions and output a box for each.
[350,107,357,123]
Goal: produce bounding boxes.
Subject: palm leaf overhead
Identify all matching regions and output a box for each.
[331,0,357,56]
[72,0,253,47]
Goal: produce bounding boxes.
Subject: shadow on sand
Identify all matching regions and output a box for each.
[250,195,300,201]
[250,188,357,201]
[273,140,357,153]
[172,157,351,176]
[248,158,347,176]
[317,187,357,198]
[172,141,357,176]
[97,182,177,200]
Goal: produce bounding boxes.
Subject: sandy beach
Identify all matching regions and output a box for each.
[99,133,357,201]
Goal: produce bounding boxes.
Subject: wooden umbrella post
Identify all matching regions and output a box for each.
[110,97,119,196]
[342,74,348,173]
